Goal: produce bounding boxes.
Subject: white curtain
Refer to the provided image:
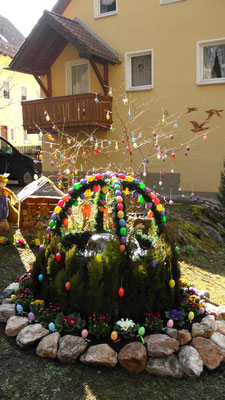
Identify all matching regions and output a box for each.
[203,44,225,79]
[131,54,152,87]
[71,64,89,94]
[100,0,116,13]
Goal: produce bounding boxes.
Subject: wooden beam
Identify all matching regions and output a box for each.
[103,63,109,95]
[33,73,49,97]
[90,59,106,95]
[47,71,52,97]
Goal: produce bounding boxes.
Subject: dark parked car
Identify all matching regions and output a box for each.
[0,136,36,186]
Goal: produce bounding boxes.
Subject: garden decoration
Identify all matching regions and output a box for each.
[0,173,18,232]
[14,171,183,335]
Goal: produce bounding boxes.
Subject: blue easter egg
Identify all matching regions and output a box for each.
[16,304,23,313]
[48,322,55,332]
[38,274,44,282]
[119,219,126,227]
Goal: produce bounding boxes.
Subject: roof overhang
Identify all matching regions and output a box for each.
[8,11,120,76]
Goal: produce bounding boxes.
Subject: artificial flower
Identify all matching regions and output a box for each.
[116,318,135,331]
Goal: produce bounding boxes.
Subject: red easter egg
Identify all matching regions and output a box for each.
[65,281,71,291]
[118,287,125,297]
[62,218,68,226]
[58,199,64,207]
[55,253,62,262]
[117,203,124,211]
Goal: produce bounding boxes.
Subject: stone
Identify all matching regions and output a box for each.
[118,342,147,373]
[0,282,18,302]
[222,350,225,362]
[177,329,192,345]
[5,316,29,337]
[0,303,15,322]
[16,324,49,349]
[192,323,214,338]
[179,345,204,377]
[217,325,225,336]
[146,354,183,378]
[57,335,88,364]
[194,288,210,299]
[1,298,12,304]
[201,315,217,331]
[145,334,179,357]
[217,305,225,320]
[210,331,225,351]
[80,344,117,368]
[201,225,223,243]
[191,337,223,370]
[165,328,178,339]
[36,332,61,359]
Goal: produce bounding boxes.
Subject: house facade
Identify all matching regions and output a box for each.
[0,15,40,149]
[9,0,225,196]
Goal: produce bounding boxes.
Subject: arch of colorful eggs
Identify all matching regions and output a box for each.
[32,171,180,322]
[47,172,167,246]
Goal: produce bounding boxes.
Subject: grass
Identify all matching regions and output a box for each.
[0,206,225,400]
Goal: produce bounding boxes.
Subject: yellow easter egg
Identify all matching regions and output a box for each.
[126,176,133,182]
[102,186,108,194]
[117,211,124,219]
[85,189,92,197]
[54,206,61,214]
[96,254,102,263]
[157,204,163,212]
[87,176,94,182]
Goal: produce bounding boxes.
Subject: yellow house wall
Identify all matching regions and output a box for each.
[42,0,225,194]
[0,54,40,147]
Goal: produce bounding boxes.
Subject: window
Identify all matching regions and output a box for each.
[66,61,90,95]
[23,130,29,143]
[94,0,117,18]
[38,133,42,143]
[125,50,153,91]
[160,0,185,4]
[0,138,13,154]
[10,128,15,142]
[2,81,10,99]
[197,38,225,85]
[21,86,27,101]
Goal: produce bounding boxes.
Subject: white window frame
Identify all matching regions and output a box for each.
[66,60,90,95]
[21,85,28,101]
[160,0,185,4]
[2,80,10,100]
[94,0,118,19]
[197,37,225,85]
[10,127,16,142]
[125,49,153,92]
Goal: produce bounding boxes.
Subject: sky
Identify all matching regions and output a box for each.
[1,0,57,37]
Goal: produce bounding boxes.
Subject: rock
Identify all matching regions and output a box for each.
[165,328,178,339]
[146,354,183,378]
[194,289,210,299]
[192,323,213,338]
[0,282,18,302]
[191,337,223,370]
[201,225,223,243]
[217,325,225,336]
[57,335,88,364]
[80,344,117,368]
[1,298,12,304]
[177,329,192,345]
[36,332,61,359]
[118,342,147,373]
[16,324,49,349]
[5,316,29,337]
[210,332,225,351]
[145,334,179,357]
[202,303,222,319]
[179,345,204,377]
[0,304,15,322]
[217,306,225,320]
[222,350,225,362]
[201,315,217,331]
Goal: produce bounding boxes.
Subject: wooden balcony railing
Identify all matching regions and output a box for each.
[22,93,113,134]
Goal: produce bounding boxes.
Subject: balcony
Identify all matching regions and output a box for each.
[22,93,113,134]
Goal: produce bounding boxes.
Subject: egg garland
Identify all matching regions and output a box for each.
[46,173,167,252]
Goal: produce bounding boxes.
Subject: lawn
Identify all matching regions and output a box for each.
[0,204,225,400]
